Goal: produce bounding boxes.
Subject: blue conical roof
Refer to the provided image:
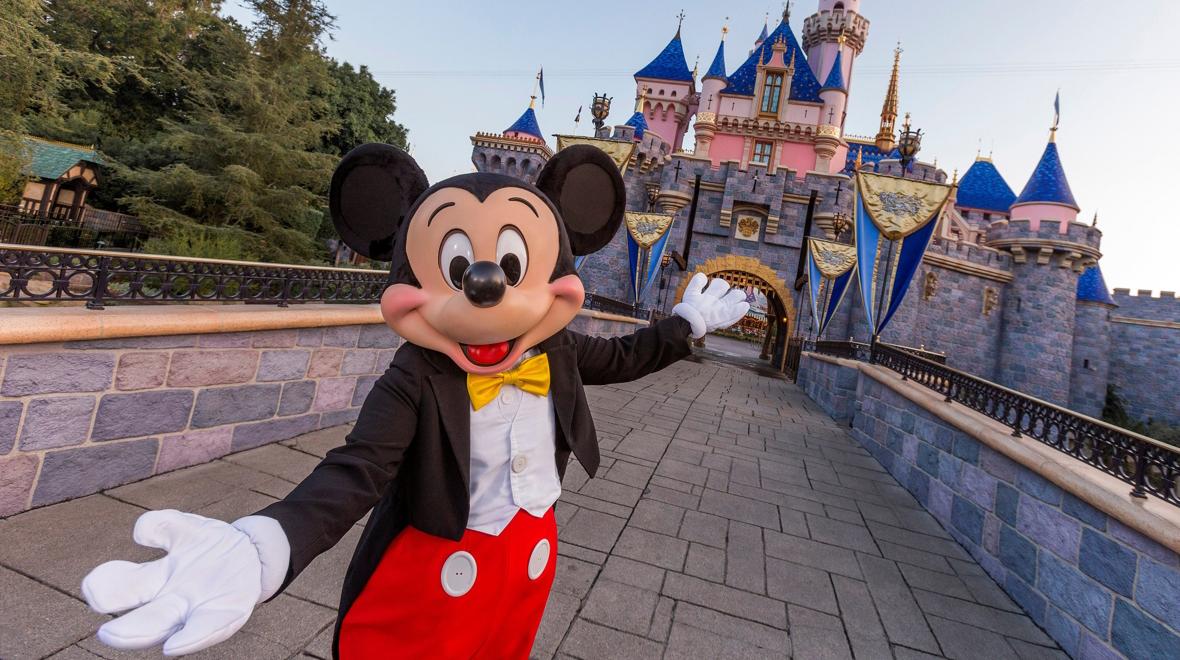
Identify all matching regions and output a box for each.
[956,159,1016,213]
[722,21,823,102]
[634,32,694,82]
[624,111,648,140]
[821,50,845,91]
[704,40,727,81]
[1014,141,1078,209]
[504,106,544,140]
[756,23,769,44]
[1077,266,1115,305]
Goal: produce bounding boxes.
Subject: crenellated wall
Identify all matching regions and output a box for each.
[1107,290,1180,425]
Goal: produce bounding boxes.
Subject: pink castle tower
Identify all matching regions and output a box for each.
[687,5,869,177]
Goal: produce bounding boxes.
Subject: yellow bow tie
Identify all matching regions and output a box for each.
[466,353,551,411]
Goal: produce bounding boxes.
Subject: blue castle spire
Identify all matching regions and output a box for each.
[1014,140,1078,209]
[722,18,823,102]
[821,50,846,92]
[756,21,769,45]
[704,39,727,81]
[957,158,1016,212]
[634,31,694,82]
[504,106,544,141]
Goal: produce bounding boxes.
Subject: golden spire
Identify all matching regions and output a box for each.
[722,17,729,41]
[951,168,959,185]
[875,43,902,152]
[635,87,647,113]
[692,55,699,80]
[854,148,863,171]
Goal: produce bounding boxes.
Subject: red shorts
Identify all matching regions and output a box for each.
[339,508,558,659]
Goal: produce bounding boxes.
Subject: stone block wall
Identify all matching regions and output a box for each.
[795,353,858,422]
[1106,290,1180,425]
[799,354,1180,658]
[997,260,1079,406]
[1070,301,1114,418]
[0,324,400,517]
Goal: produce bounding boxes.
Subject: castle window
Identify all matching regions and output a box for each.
[1084,358,1091,369]
[751,140,773,165]
[760,73,784,114]
[834,2,844,10]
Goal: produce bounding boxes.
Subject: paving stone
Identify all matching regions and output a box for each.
[222,443,322,483]
[766,557,838,613]
[552,554,600,597]
[858,554,941,654]
[724,521,766,593]
[899,562,975,600]
[628,498,684,536]
[614,526,688,571]
[913,589,1056,646]
[648,595,675,641]
[764,530,863,579]
[600,555,665,591]
[578,477,642,507]
[283,425,348,458]
[559,619,664,660]
[664,623,781,660]
[678,509,729,548]
[581,578,660,635]
[806,513,880,554]
[231,414,321,452]
[0,565,107,660]
[788,604,853,660]
[558,508,626,553]
[673,602,789,653]
[1007,637,1070,660]
[699,489,780,529]
[662,573,787,628]
[532,589,580,659]
[685,542,726,582]
[927,614,1018,659]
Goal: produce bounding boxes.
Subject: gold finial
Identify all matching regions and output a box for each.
[692,55,699,80]
[676,9,686,36]
[1049,126,1057,143]
[722,17,729,41]
[635,87,647,113]
[854,148,863,171]
[876,43,902,152]
[837,33,847,46]
[951,168,959,185]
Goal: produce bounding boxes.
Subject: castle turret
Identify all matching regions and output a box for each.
[802,0,868,108]
[875,45,901,152]
[988,126,1100,405]
[633,23,696,150]
[470,98,553,182]
[694,26,729,159]
[1071,265,1116,417]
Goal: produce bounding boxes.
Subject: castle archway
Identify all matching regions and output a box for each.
[674,255,796,364]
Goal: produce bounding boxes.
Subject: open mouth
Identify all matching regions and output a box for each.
[461,338,517,367]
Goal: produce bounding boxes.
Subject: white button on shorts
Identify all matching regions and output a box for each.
[441,551,477,597]
[511,454,528,473]
[528,539,551,580]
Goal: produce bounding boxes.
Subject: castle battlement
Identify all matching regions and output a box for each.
[1111,289,1180,323]
[926,238,1012,271]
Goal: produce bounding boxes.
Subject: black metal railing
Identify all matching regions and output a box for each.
[0,243,387,309]
[805,340,1180,506]
[582,292,650,320]
[0,205,147,251]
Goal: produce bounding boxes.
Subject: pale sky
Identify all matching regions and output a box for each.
[229,0,1180,293]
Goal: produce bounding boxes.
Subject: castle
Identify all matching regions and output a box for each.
[469,0,1179,427]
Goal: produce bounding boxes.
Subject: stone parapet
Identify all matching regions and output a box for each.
[0,306,646,517]
[798,353,1180,658]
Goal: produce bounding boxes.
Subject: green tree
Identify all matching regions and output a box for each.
[321,61,409,155]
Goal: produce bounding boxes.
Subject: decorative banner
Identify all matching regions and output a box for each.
[806,238,857,337]
[854,171,952,336]
[555,135,636,174]
[625,212,675,303]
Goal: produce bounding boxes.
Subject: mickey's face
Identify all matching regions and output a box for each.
[329,144,625,374]
[380,186,585,374]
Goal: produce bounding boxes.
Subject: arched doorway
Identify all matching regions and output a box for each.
[673,256,796,366]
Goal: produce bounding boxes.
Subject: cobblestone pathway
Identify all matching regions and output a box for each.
[0,357,1064,659]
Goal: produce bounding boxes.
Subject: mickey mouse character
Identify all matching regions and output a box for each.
[81,144,749,658]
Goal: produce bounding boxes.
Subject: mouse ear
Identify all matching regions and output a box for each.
[330,143,429,261]
[534,144,625,256]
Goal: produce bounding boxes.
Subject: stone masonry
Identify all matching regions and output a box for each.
[799,353,1180,658]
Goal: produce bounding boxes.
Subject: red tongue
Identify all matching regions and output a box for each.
[464,341,510,366]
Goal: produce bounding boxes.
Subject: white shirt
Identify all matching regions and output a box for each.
[466,353,561,535]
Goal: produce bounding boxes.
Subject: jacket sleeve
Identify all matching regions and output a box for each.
[572,315,694,386]
[253,351,420,587]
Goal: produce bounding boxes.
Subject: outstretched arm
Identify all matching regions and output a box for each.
[575,274,749,386]
[81,353,422,656]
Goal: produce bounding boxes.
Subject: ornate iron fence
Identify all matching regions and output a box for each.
[0,243,388,308]
[583,291,650,320]
[807,339,1180,506]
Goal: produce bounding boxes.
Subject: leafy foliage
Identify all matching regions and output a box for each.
[11,0,408,262]
[1103,384,1180,446]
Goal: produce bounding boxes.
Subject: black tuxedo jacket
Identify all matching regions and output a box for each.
[255,315,693,656]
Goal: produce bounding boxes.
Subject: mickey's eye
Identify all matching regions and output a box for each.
[496,226,528,286]
[439,230,473,291]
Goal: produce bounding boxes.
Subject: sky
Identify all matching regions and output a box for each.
[228,0,1180,293]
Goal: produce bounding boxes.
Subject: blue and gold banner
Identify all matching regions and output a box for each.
[806,238,857,337]
[625,212,675,303]
[854,171,952,336]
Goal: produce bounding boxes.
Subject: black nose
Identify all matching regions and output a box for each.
[462,260,507,307]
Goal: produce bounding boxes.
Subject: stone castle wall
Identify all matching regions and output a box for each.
[799,354,1180,659]
[1107,291,1180,425]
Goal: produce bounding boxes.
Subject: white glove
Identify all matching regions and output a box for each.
[81,510,290,656]
[673,272,751,339]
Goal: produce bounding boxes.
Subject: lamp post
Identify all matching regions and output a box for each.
[897,112,923,173]
[591,94,612,133]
